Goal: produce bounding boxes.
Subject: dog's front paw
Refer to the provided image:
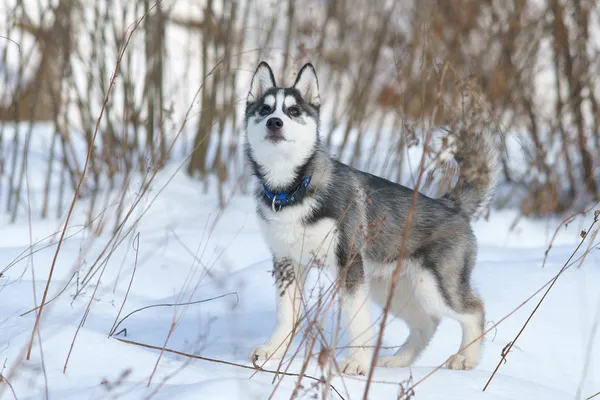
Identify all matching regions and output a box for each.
[340,355,370,376]
[446,354,476,370]
[249,344,286,365]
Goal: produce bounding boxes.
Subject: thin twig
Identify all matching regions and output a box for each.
[0,358,18,400]
[0,35,20,52]
[148,311,177,386]
[2,207,114,276]
[113,337,345,400]
[588,391,600,400]
[576,289,600,399]
[0,374,18,400]
[541,202,598,268]
[482,212,599,391]
[109,292,239,338]
[24,152,49,400]
[108,233,140,336]
[19,272,77,317]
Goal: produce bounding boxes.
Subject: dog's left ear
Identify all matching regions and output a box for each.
[293,63,320,107]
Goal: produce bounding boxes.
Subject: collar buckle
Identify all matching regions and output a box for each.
[271,196,282,213]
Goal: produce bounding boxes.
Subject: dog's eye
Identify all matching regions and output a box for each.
[288,106,300,117]
[259,105,271,116]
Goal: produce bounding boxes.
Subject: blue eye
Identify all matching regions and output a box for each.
[259,105,271,116]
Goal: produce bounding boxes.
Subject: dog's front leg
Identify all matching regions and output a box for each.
[340,280,373,376]
[250,257,304,364]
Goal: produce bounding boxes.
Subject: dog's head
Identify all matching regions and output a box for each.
[245,62,320,188]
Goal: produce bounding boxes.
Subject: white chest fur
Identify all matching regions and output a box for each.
[258,200,339,270]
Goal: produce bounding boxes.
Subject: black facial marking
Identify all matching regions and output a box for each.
[282,88,320,119]
[245,87,319,122]
[258,104,273,116]
[245,88,280,120]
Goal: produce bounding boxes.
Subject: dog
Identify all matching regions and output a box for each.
[244,61,499,375]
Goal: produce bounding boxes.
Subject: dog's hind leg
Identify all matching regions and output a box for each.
[376,295,440,368]
[368,263,440,368]
[415,243,485,370]
[439,250,485,370]
[446,295,484,370]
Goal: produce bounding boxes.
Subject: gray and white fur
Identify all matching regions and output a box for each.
[245,62,499,375]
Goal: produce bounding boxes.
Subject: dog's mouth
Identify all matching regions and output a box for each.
[265,131,285,143]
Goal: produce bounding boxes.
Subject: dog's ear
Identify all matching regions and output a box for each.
[248,62,276,104]
[293,63,320,107]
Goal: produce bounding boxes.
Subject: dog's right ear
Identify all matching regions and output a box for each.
[248,62,276,104]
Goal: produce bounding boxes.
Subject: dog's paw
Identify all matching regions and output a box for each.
[249,344,285,365]
[446,354,476,370]
[340,356,370,376]
[376,355,412,368]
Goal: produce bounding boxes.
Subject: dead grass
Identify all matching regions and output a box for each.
[1,1,600,399]
[1,0,600,220]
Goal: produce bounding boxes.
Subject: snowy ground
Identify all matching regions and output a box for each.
[1,161,599,400]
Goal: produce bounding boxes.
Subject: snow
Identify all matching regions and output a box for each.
[1,0,600,396]
[1,147,599,400]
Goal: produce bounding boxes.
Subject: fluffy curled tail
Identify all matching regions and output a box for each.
[442,129,500,219]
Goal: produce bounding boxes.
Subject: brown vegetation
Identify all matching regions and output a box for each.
[1,0,599,226]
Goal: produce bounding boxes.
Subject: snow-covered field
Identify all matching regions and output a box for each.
[1,153,599,400]
[1,0,600,397]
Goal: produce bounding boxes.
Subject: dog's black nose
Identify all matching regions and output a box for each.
[266,117,283,131]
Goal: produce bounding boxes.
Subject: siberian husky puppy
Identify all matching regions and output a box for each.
[244,61,499,375]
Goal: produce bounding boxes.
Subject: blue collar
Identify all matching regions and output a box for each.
[263,176,312,212]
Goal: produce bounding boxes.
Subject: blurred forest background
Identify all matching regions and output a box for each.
[1,0,599,229]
